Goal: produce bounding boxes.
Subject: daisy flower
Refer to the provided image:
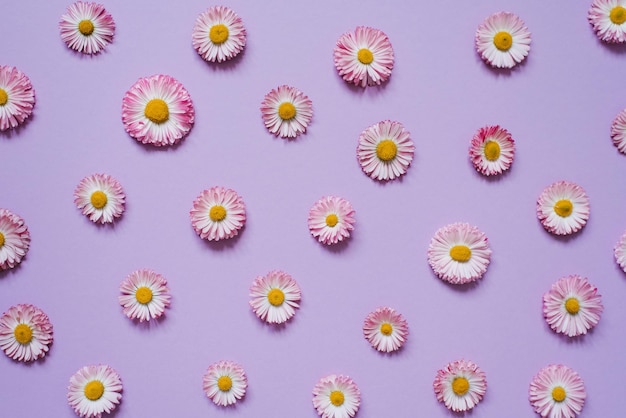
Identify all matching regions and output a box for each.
[357,120,415,181]
[0,304,53,362]
[308,196,355,245]
[119,269,171,322]
[334,26,394,87]
[260,85,313,139]
[203,360,247,406]
[543,275,603,337]
[59,2,115,54]
[615,230,626,272]
[67,364,123,418]
[427,223,492,284]
[433,359,487,412]
[537,181,590,236]
[363,307,409,353]
[475,12,531,69]
[611,108,626,154]
[529,364,586,418]
[469,125,515,176]
[121,74,195,147]
[249,270,301,324]
[74,173,125,224]
[312,374,360,418]
[0,208,30,270]
[192,6,246,63]
[190,186,246,241]
[589,0,626,43]
[0,65,35,131]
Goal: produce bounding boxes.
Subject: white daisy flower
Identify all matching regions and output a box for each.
[192,6,246,63]
[0,208,31,270]
[357,120,415,181]
[249,270,301,324]
[260,85,313,139]
[119,269,171,322]
[203,360,247,406]
[611,108,626,154]
[0,304,53,362]
[74,173,125,224]
[537,181,590,236]
[190,186,246,241]
[363,307,409,353]
[475,12,531,69]
[529,364,586,418]
[312,374,360,418]
[59,1,115,54]
[589,0,626,43]
[67,364,123,418]
[433,359,487,412]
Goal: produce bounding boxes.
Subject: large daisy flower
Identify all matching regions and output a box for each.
[67,364,123,418]
[615,230,626,272]
[190,186,246,241]
[589,0,626,43]
[469,125,515,176]
[433,359,487,412]
[475,12,531,69]
[543,275,603,337]
[0,304,53,362]
[529,364,586,418]
[203,360,247,406]
[121,74,195,147]
[0,65,35,131]
[59,2,115,55]
[363,307,409,353]
[427,223,492,284]
[312,374,360,418]
[334,26,394,87]
[249,270,301,324]
[308,196,355,245]
[119,269,171,322]
[192,6,246,63]
[610,108,626,154]
[0,208,30,270]
[537,181,590,236]
[74,173,125,224]
[260,85,313,139]
[357,120,415,181]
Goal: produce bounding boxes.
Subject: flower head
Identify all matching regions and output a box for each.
[192,6,246,62]
[308,196,355,245]
[0,65,35,131]
[0,304,53,362]
[475,12,531,68]
[203,360,247,406]
[190,186,246,241]
[59,1,115,54]
[119,269,171,322]
[74,174,125,224]
[260,85,313,138]
[357,120,415,181]
[615,230,626,272]
[589,0,626,43]
[529,364,586,418]
[312,374,360,418]
[363,307,409,353]
[433,359,487,412]
[469,125,515,176]
[611,108,626,154]
[537,181,590,236]
[249,270,301,324]
[67,364,123,418]
[0,208,30,270]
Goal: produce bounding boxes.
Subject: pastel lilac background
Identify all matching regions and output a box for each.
[1,0,625,416]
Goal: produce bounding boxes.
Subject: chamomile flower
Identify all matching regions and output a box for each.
[0,65,35,131]
[589,0,626,43]
[433,359,487,412]
[203,360,247,406]
[615,230,626,272]
[529,364,586,418]
[122,74,195,147]
[363,307,409,353]
[427,223,492,284]
[308,196,355,245]
[59,2,115,55]
[260,85,313,138]
[0,304,53,362]
[475,12,531,69]
[537,181,590,236]
[0,208,30,270]
[334,26,394,87]
[610,108,626,154]
[357,120,415,181]
[192,6,246,63]
[312,374,361,418]
[119,269,171,322]
[190,186,246,241]
[67,364,123,418]
[469,125,515,176]
[249,270,301,324]
[74,173,125,224]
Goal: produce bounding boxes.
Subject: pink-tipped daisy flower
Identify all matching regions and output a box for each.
[475,12,531,69]
[0,304,53,362]
[0,208,31,270]
[334,26,394,87]
[589,0,626,43]
[203,360,247,406]
[308,196,355,245]
[529,364,586,418]
[537,181,590,236]
[543,275,603,337]
[249,270,301,324]
[74,173,125,224]
[615,230,626,272]
[433,359,487,412]
[122,74,195,147]
[357,120,415,181]
[312,374,360,418]
[190,186,246,241]
[611,108,626,154]
[469,125,515,176]
[59,2,115,55]
[67,364,123,418]
[119,269,171,322]
[363,307,409,353]
[192,6,246,63]
[260,85,313,139]
[427,223,492,284]
[0,65,35,131]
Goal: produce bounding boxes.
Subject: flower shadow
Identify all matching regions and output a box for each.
[0,113,35,138]
[597,39,626,55]
[544,224,587,243]
[197,46,246,71]
[201,227,245,251]
[130,313,168,332]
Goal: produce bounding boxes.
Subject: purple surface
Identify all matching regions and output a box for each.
[1,0,626,417]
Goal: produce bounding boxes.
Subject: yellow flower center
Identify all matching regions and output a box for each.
[380,323,393,336]
[209,205,227,222]
[0,232,5,247]
[144,99,170,124]
[135,286,153,304]
[610,6,626,25]
[325,214,339,227]
[553,199,573,218]
[376,139,397,162]
[452,377,470,396]
[357,48,374,65]
[217,376,232,392]
[552,386,566,403]
[90,191,108,209]
[0,88,8,106]
[484,141,501,161]
[493,31,513,51]
[209,24,229,44]
[267,288,285,306]
[13,323,33,345]
[330,390,345,406]
[565,297,580,315]
[278,102,296,120]
[84,380,105,401]
[449,245,472,262]
[78,20,95,36]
